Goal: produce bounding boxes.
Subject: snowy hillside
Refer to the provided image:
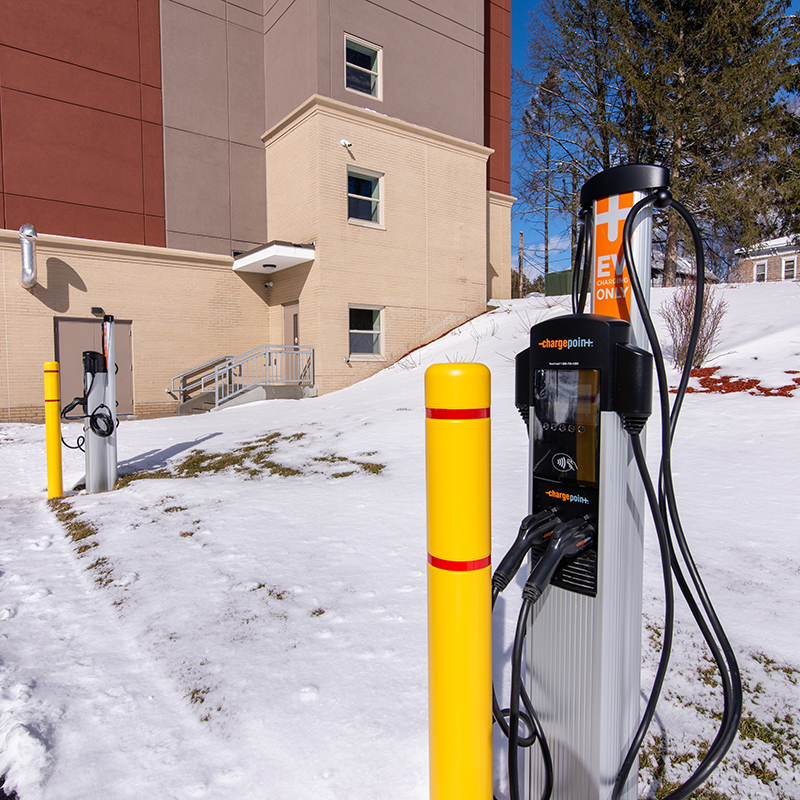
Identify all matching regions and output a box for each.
[0,281,798,800]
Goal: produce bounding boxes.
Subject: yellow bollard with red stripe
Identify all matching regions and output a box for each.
[425,363,492,800]
[44,361,63,498]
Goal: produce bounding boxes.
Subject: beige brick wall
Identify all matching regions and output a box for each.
[487,191,514,301]
[2,97,512,420]
[264,95,501,394]
[0,232,270,421]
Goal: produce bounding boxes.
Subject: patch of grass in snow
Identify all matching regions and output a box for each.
[353,460,385,475]
[639,734,733,798]
[639,735,732,799]
[114,469,171,489]
[247,584,289,602]
[739,711,799,769]
[48,497,98,554]
[87,557,114,588]
[48,498,120,589]
[638,617,800,798]
[114,430,384,486]
[187,686,210,705]
[752,651,798,685]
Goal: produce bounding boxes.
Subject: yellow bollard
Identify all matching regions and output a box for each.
[44,361,63,498]
[425,363,492,800]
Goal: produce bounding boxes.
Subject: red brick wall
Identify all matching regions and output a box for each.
[484,0,511,194]
[0,0,165,246]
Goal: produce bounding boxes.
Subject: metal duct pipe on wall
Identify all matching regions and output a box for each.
[19,224,38,289]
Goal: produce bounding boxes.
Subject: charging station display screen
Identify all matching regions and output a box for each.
[532,369,600,486]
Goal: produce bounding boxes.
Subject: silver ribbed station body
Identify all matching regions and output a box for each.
[102,317,118,488]
[84,358,111,493]
[526,411,642,800]
[524,166,666,800]
[84,317,118,494]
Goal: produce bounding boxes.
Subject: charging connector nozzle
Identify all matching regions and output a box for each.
[493,509,561,594]
[522,517,594,604]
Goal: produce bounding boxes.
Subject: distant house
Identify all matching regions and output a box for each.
[736,237,799,283]
[650,251,719,287]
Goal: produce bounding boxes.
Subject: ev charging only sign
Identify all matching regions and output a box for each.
[593,192,634,321]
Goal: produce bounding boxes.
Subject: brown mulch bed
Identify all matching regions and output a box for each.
[671,367,800,397]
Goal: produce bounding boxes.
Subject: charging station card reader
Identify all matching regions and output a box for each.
[516,314,637,598]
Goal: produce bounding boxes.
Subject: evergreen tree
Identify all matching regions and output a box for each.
[515,0,800,283]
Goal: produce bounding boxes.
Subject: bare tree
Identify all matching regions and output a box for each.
[658,285,728,369]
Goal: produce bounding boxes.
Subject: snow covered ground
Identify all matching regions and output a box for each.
[1,282,798,800]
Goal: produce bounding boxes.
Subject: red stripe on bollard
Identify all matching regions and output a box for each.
[428,553,491,572]
[425,407,490,420]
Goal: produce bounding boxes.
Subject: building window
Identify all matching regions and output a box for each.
[347,169,382,225]
[349,306,383,358]
[345,35,381,99]
[754,261,767,282]
[783,258,796,281]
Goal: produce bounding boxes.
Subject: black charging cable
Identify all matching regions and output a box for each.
[611,192,743,799]
[492,510,561,747]
[490,509,560,800]
[507,518,594,800]
[61,372,116,452]
[570,207,593,315]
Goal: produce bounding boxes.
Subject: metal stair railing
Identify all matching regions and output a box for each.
[168,355,233,403]
[169,346,314,408]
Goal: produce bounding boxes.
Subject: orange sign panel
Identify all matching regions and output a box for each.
[593,192,633,321]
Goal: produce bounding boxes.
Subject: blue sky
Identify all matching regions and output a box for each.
[508,0,800,279]
[510,0,571,277]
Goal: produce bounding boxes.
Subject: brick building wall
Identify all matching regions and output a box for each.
[0,0,165,246]
[0,231,267,422]
[263,96,493,394]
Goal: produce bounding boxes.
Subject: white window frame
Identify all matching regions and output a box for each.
[754,261,767,282]
[782,257,796,281]
[347,167,384,229]
[345,34,382,101]
[348,304,385,361]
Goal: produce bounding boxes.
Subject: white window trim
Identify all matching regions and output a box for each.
[347,167,385,229]
[782,256,796,281]
[344,34,382,101]
[348,304,385,361]
[754,261,767,282]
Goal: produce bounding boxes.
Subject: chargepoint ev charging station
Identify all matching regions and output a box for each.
[488,164,742,800]
[515,164,659,800]
[62,315,118,493]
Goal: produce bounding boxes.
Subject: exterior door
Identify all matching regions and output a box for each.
[283,302,299,347]
[282,302,300,382]
[55,318,134,415]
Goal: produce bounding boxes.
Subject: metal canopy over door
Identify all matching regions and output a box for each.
[54,318,134,415]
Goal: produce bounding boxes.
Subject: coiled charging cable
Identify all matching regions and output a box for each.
[610,192,743,799]
[61,372,116,452]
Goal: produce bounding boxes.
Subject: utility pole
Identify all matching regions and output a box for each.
[518,231,524,298]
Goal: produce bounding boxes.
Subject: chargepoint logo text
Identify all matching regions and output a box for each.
[538,337,594,351]
[546,489,590,505]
